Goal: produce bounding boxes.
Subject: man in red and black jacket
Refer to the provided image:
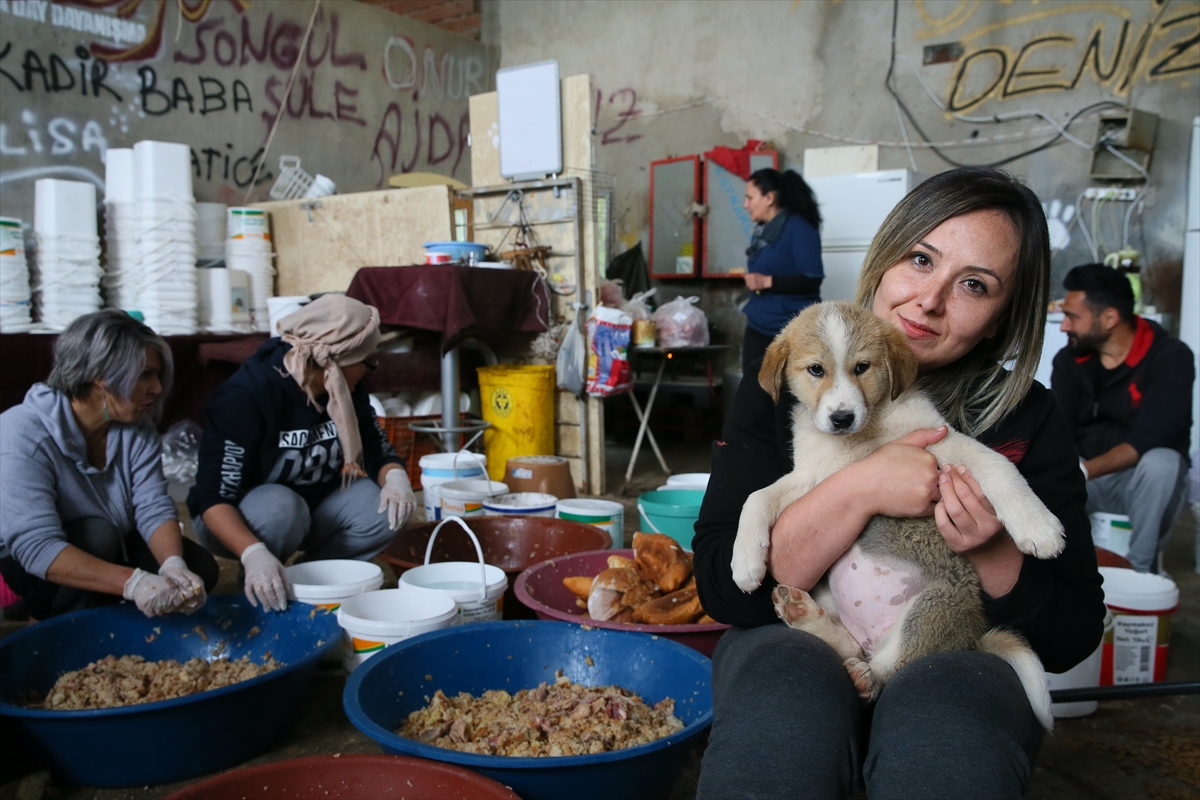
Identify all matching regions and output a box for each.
[1051,264,1195,573]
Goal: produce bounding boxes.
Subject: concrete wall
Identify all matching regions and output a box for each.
[0,0,497,227]
[490,0,1200,352]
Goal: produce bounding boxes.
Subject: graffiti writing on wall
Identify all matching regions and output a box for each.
[595,87,643,145]
[918,0,1200,112]
[370,103,470,185]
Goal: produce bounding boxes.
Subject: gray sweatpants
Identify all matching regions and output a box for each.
[1085,448,1187,573]
[194,479,395,563]
[697,625,1044,800]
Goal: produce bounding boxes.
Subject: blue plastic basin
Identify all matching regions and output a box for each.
[343,620,713,800]
[0,595,339,787]
[423,241,488,262]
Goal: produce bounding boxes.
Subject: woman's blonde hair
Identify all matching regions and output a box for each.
[854,168,1051,437]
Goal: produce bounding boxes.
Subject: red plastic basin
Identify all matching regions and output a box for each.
[514,548,729,657]
[163,754,520,800]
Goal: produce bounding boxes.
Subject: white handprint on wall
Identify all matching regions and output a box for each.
[1042,199,1076,252]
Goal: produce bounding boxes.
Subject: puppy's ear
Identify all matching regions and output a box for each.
[758,335,790,402]
[884,327,919,400]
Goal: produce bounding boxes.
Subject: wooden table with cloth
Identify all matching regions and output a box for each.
[346,265,550,452]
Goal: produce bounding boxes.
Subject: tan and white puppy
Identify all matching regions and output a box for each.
[730,301,1064,730]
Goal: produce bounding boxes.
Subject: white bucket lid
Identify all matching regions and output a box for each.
[439,479,508,499]
[286,560,384,601]
[556,498,624,514]
[666,472,710,488]
[483,492,558,510]
[336,588,457,634]
[419,451,488,473]
[1099,567,1179,612]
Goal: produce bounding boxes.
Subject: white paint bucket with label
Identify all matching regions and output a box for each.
[1089,513,1132,557]
[418,452,488,520]
[286,560,384,611]
[437,479,508,519]
[555,498,623,549]
[1098,567,1179,685]
[398,517,508,624]
[482,492,558,517]
[336,588,456,674]
[287,560,385,675]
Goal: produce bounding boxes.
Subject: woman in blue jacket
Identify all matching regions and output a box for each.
[741,168,824,371]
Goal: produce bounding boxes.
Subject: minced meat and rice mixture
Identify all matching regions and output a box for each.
[400,672,684,757]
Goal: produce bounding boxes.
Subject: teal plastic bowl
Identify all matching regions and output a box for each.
[637,489,704,550]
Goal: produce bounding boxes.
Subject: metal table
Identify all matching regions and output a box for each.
[623,344,727,484]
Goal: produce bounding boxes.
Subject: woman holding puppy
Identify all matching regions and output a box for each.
[694,168,1104,799]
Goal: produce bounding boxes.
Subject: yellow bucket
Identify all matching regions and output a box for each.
[476,365,556,480]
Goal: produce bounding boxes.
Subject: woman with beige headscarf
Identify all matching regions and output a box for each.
[188,295,416,611]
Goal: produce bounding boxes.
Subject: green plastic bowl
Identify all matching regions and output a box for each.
[637,489,705,550]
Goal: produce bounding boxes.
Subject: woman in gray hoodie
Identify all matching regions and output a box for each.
[0,311,218,620]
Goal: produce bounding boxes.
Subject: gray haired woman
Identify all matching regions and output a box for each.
[0,310,218,621]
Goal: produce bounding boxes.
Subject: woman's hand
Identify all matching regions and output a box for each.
[850,427,948,518]
[934,464,1024,598]
[743,273,773,291]
[933,464,1003,552]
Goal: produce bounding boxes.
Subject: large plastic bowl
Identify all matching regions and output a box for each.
[0,595,339,787]
[381,516,612,619]
[343,621,712,800]
[162,754,520,800]
[514,549,729,657]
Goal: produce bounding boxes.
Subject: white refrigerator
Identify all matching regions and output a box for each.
[1182,116,1200,504]
[807,169,917,302]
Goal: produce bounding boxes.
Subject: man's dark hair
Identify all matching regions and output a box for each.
[1063,263,1135,323]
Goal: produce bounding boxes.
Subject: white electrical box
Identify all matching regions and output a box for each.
[496,60,562,181]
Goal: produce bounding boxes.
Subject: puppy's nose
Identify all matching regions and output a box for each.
[830,410,855,430]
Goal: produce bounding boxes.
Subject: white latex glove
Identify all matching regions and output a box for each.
[159,555,207,614]
[240,542,291,612]
[122,568,183,617]
[378,468,417,531]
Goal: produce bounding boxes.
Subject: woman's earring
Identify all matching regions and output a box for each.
[102,398,109,422]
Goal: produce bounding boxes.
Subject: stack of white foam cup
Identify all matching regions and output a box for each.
[102,148,139,311]
[0,216,33,332]
[34,179,103,331]
[134,140,197,334]
[225,207,274,332]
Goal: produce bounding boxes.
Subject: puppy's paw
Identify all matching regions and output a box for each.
[731,531,769,593]
[772,584,824,629]
[843,657,877,702]
[1009,507,1066,560]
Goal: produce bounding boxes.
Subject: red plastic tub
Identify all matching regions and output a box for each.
[514,548,729,657]
[163,754,520,800]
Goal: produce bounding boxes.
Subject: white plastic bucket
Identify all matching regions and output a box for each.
[437,479,508,519]
[398,517,507,625]
[556,498,623,549]
[482,492,558,517]
[336,588,456,673]
[1089,513,1132,557]
[1046,609,1114,718]
[227,207,271,240]
[665,473,710,490]
[419,451,488,520]
[286,560,384,611]
[1099,567,1180,685]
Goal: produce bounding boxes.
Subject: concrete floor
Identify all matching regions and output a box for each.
[2,438,1198,800]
